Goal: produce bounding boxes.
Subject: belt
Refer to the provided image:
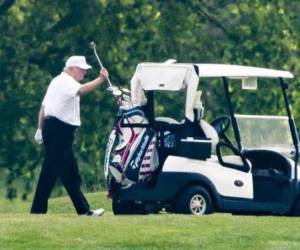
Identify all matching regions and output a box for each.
[44,116,78,128]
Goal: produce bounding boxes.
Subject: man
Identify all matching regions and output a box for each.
[32,55,108,216]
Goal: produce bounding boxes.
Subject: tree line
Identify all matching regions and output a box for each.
[1,0,300,199]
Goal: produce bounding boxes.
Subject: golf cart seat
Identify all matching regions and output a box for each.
[177,88,218,156]
[200,120,219,149]
[243,149,292,179]
[154,117,181,132]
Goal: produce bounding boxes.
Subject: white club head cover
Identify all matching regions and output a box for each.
[107,86,122,96]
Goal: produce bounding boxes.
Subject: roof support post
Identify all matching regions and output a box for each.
[222,77,242,151]
[145,91,154,125]
[280,78,299,185]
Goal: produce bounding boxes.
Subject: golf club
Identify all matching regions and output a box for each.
[90,41,121,96]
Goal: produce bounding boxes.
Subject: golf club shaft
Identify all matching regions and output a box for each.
[91,44,113,88]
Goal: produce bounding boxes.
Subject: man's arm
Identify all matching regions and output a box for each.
[38,105,45,129]
[78,68,109,96]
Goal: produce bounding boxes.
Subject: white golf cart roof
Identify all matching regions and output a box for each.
[196,64,293,79]
[130,62,294,121]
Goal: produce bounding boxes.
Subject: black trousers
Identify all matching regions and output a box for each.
[31,116,90,214]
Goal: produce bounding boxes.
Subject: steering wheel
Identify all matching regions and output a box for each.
[211,115,236,148]
[210,115,231,136]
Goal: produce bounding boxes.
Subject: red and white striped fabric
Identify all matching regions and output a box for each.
[139,139,157,180]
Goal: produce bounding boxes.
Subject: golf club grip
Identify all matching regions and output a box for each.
[94,51,104,69]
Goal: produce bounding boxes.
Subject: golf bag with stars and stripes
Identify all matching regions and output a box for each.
[105,106,159,190]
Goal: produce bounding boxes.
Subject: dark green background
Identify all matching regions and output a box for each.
[1,0,300,199]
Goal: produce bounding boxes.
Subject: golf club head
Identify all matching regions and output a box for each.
[121,88,130,95]
[90,41,96,48]
[107,86,122,96]
[120,88,131,103]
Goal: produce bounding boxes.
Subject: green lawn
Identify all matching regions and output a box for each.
[1,192,300,250]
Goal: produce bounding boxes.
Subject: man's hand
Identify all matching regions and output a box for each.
[78,68,110,96]
[99,68,109,81]
[34,129,43,144]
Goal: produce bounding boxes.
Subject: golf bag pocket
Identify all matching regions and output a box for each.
[110,107,159,187]
[124,128,159,184]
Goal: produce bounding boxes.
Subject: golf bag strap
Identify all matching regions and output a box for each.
[120,120,150,128]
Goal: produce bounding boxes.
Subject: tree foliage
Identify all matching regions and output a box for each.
[1,0,300,199]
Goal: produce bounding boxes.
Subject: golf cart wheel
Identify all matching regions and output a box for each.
[290,197,300,216]
[175,186,214,215]
[112,199,146,215]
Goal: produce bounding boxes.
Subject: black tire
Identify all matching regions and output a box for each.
[112,199,146,215]
[175,186,214,215]
[290,197,300,216]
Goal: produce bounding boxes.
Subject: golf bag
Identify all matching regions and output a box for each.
[105,105,159,190]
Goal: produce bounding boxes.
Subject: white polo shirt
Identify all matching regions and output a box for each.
[42,72,82,126]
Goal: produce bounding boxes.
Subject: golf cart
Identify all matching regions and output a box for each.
[104,62,300,216]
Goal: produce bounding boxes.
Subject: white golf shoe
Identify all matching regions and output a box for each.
[85,208,105,216]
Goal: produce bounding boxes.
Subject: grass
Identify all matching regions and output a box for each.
[1,192,300,250]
